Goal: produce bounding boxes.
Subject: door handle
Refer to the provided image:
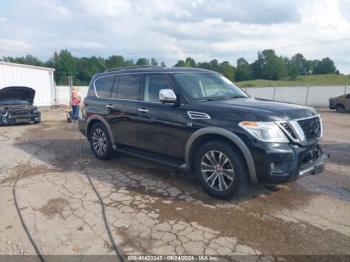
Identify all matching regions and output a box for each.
[138,108,149,113]
[106,104,115,109]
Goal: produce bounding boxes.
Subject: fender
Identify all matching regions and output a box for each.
[185,127,258,184]
[87,115,117,150]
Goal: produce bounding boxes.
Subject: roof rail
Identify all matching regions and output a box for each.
[105,65,163,72]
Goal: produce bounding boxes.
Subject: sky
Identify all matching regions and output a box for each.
[0,0,350,73]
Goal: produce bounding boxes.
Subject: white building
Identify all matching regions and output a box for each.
[0,61,55,106]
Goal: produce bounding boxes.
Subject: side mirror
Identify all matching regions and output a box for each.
[159,89,177,103]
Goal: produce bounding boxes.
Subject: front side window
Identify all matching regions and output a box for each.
[174,73,247,101]
[144,75,172,103]
[114,75,141,100]
[94,75,115,98]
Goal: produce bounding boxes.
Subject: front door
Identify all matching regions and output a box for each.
[136,74,188,159]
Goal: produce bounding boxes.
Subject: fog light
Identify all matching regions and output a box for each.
[270,161,291,176]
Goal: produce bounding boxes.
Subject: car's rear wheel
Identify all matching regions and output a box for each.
[195,140,248,200]
[89,123,113,160]
[335,104,345,113]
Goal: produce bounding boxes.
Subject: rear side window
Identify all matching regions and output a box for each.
[94,76,115,98]
[114,75,141,100]
[346,94,350,99]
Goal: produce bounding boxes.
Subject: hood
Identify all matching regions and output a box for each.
[196,97,317,122]
[0,86,35,104]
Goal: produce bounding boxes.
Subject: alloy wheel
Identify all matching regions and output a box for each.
[200,150,235,192]
[91,128,108,156]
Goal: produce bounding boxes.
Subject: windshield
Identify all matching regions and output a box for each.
[174,73,248,101]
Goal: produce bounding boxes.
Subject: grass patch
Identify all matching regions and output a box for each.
[235,74,350,88]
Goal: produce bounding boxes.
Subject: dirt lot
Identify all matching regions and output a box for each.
[0,108,349,259]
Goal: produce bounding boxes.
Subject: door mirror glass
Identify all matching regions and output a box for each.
[159,89,177,103]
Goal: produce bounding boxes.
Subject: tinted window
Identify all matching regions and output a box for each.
[114,75,141,100]
[94,76,115,98]
[144,75,172,102]
[174,73,247,101]
[346,94,350,99]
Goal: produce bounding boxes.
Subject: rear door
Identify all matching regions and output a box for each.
[136,74,188,159]
[108,74,142,147]
[87,74,116,127]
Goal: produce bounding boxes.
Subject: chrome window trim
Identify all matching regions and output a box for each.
[93,73,144,101]
[93,71,225,99]
[93,72,187,105]
[93,74,116,99]
[93,72,176,101]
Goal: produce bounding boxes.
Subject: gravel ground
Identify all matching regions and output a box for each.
[0,107,349,260]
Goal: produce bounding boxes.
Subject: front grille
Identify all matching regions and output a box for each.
[297,116,321,141]
[280,122,298,140]
[13,110,30,115]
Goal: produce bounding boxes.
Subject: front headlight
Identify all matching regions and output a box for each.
[239,121,289,143]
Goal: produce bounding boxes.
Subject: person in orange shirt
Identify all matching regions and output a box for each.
[70,87,81,121]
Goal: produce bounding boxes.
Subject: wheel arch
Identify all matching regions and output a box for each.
[86,115,116,148]
[185,127,258,184]
[335,103,345,108]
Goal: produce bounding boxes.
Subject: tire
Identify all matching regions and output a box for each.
[335,104,345,113]
[89,122,114,160]
[195,140,249,200]
[33,118,41,124]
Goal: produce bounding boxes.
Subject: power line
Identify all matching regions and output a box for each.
[273,37,350,50]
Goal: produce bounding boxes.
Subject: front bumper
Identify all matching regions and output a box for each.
[298,153,327,176]
[0,111,41,125]
[249,141,328,183]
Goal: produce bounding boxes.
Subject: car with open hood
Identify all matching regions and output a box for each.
[0,86,41,125]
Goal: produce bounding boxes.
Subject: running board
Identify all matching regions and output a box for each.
[114,145,188,170]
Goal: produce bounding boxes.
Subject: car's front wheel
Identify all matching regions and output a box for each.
[195,141,248,200]
[89,123,114,160]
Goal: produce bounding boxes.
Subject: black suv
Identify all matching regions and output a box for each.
[79,66,327,199]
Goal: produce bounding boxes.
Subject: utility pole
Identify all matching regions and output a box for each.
[68,75,73,104]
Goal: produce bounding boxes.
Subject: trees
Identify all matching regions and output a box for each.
[290,53,308,75]
[1,49,340,85]
[174,60,186,67]
[257,49,287,80]
[105,55,124,69]
[50,50,77,85]
[313,57,336,74]
[151,58,158,66]
[219,61,235,81]
[136,58,150,66]
[197,62,211,70]
[2,54,44,67]
[235,58,252,81]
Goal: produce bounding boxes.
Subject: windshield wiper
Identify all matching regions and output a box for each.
[196,98,223,102]
[221,95,246,99]
[197,96,246,102]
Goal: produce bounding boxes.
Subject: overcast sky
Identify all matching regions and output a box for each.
[1,0,350,73]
